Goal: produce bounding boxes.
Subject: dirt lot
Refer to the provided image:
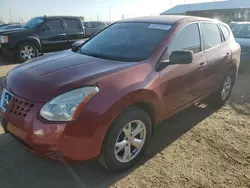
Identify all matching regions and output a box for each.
[0,56,249,188]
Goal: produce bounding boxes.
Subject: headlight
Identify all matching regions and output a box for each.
[0,36,8,43]
[40,86,99,121]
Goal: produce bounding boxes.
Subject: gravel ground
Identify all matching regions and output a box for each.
[0,56,249,188]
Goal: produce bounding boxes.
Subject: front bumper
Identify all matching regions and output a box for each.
[0,43,14,57]
[0,92,108,162]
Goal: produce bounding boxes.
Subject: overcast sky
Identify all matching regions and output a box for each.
[0,0,222,23]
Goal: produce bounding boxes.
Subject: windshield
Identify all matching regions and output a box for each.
[231,24,250,38]
[22,17,44,29]
[79,22,171,62]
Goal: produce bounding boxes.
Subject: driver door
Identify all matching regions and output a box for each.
[38,18,68,52]
[159,22,207,115]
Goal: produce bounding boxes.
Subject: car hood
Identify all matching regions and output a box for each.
[6,50,136,102]
[0,27,32,35]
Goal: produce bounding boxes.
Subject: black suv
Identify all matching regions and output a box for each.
[0,16,85,62]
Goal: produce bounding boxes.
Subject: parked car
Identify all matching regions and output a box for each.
[83,21,107,38]
[0,16,240,172]
[0,16,86,62]
[230,22,250,65]
[0,24,22,30]
[0,24,10,29]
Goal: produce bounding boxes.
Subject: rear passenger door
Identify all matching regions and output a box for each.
[200,22,231,93]
[64,18,85,47]
[39,18,68,52]
[160,22,207,114]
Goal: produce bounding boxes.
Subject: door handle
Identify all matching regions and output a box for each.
[225,52,231,58]
[77,32,84,35]
[199,62,207,68]
[59,33,67,36]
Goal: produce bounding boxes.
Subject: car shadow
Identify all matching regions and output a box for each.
[0,55,18,65]
[227,72,250,116]
[0,104,220,188]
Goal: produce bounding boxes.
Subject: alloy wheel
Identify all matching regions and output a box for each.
[221,76,232,101]
[20,45,36,60]
[114,120,147,163]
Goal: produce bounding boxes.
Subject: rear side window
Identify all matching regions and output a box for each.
[45,19,63,30]
[201,23,222,50]
[220,24,230,40]
[165,23,201,59]
[65,18,81,30]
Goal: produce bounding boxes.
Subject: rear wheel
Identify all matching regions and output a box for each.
[99,107,152,172]
[15,42,38,62]
[208,70,235,107]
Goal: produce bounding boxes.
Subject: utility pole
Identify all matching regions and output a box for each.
[97,14,99,21]
[109,6,111,22]
[9,8,12,23]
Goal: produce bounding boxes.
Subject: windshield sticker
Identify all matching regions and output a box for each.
[148,24,172,30]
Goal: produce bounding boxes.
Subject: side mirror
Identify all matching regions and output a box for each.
[71,38,89,52]
[42,26,51,32]
[156,50,193,72]
[169,50,193,65]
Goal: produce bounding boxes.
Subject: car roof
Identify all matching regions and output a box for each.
[232,22,250,25]
[45,16,79,19]
[83,21,104,23]
[119,15,213,24]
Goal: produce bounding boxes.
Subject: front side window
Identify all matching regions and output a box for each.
[22,17,44,29]
[231,24,250,39]
[92,22,100,28]
[44,19,63,30]
[84,22,93,28]
[164,23,201,60]
[79,22,171,62]
[99,22,107,28]
[201,23,222,50]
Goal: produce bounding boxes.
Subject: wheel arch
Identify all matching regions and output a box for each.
[96,89,162,150]
[133,101,156,134]
[15,37,42,53]
[228,64,238,83]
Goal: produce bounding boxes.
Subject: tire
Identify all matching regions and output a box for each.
[208,70,236,107]
[99,107,152,172]
[15,42,38,62]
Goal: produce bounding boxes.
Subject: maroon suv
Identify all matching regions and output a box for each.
[0,16,240,172]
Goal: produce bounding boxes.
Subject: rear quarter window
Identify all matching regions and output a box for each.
[220,24,231,40]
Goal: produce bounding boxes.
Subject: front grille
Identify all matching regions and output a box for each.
[7,98,34,117]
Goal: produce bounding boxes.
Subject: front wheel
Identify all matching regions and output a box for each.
[15,42,38,62]
[99,107,152,172]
